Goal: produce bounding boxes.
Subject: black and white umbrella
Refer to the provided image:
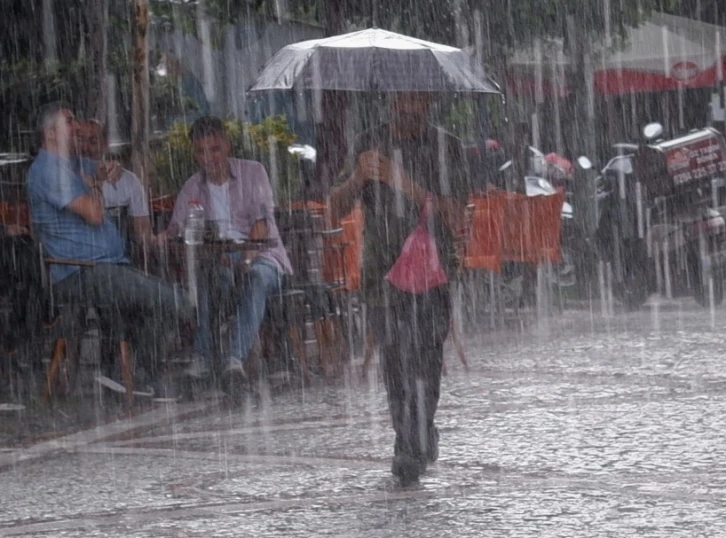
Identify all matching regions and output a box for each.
[248,28,500,94]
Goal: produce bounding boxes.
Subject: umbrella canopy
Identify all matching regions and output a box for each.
[505,13,726,96]
[249,28,500,94]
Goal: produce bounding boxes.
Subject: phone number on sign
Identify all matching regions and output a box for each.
[673,160,726,185]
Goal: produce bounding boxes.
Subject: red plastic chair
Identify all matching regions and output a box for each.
[322,206,363,291]
[500,192,534,263]
[0,202,30,228]
[463,194,506,273]
[529,190,564,264]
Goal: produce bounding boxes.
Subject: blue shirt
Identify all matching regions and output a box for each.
[26,149,127,283]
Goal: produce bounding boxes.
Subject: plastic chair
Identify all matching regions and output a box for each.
[322,206,364,291]
[0,201,30,229]
[38,247,134,405]
[464,195,506,273]
[500,191,564,264]
[261,285,310,384]
[276,205,354,379]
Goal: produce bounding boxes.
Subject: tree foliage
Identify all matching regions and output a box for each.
[231,0,683,53]
[0,0,700,150]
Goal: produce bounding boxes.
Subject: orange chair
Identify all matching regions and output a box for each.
[150,194,176,213]
[39,255,134,406]
[528,191,564,264]
[319,205,363,376]
[322,206,363,291]
[290,200,326,213]
[463,195,506,273]
[501,192,537,263]
[0,202,30,228]
[500,191,564,264]
[289,199,363,290]
[278,202,359,379]
[150,194,176,234]
[317,207,364,376]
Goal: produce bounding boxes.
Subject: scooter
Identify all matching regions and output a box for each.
[596,123,726,309]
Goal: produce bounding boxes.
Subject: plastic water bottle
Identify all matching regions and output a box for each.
[184,200,205,245]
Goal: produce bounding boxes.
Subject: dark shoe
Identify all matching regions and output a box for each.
[225,357,248,380]
[391,454,421,487]
[150,376,181,403]
[221,357,248,399]
[427,426,439,463]
[183,354,212,379]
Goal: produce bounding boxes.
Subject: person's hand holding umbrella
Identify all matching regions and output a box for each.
[353,150,388,184]
[356,151,412,193]
[358,151,466,242]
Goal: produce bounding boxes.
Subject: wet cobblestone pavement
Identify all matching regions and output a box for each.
[2,304,726,537]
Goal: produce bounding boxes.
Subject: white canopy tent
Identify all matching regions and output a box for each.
[503,12,726,96]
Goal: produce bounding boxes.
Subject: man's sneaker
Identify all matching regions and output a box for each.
[391,454,421,487]
[184,354,212,379]
[96,375,153,398]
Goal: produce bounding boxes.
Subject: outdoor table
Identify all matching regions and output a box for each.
[162,236,297,374]
[165,237,278,259]
[157,237,279,301]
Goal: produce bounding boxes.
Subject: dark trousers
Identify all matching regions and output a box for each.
[369,286,451,463]
[55,263,193,378]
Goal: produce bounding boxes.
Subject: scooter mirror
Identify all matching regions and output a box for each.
[287,144,317,162]
[643,123,664,141]
[499,160,513,173]
[577,156,593,170]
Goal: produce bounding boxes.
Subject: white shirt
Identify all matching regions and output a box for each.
[206,180,244,239]
[102,169,149,218]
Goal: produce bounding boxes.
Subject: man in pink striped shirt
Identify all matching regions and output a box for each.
[165,117,292,391]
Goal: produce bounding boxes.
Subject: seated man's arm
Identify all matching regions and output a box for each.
[240,162,281,265]
[44,165,106,225]
[126,173,154,243]
[132,217,153,243]
[69,159,126,225]
[249,162,275,242]
[66,190,105,225]
[250,218,268,240]
[162,180,196,238]
[1,223,30,236]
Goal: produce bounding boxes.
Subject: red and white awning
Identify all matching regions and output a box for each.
[504,12,726,97]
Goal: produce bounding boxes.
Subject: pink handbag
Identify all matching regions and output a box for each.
[385,195,448,294]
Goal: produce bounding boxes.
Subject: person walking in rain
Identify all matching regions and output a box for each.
[328,92,469,486]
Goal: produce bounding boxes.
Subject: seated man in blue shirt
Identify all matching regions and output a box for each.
[26,102,193,396]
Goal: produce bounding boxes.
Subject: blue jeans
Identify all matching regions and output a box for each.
[194,256,283,365]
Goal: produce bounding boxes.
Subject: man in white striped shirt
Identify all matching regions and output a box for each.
[76,120,155,250]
